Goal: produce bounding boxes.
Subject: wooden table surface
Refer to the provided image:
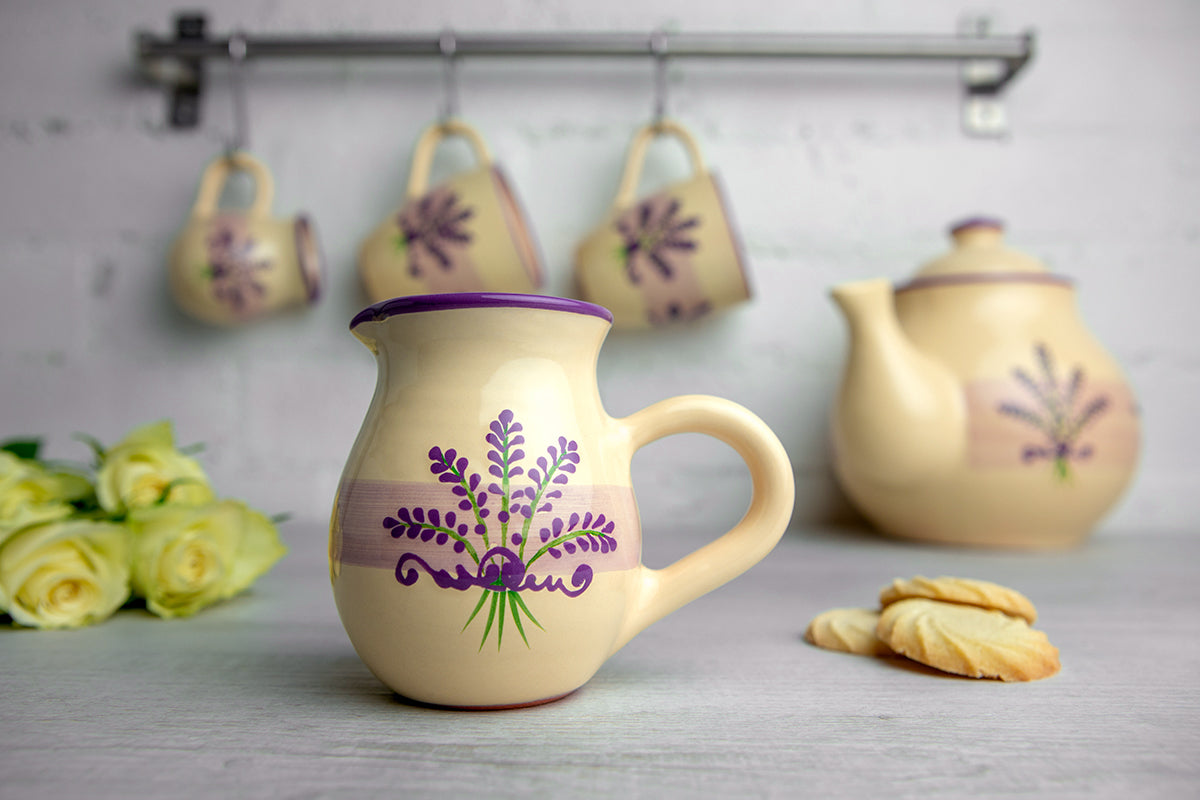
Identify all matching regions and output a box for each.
[3,525,1198,799]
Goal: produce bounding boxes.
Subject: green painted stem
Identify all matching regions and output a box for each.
[444,459,489,551]
[526,529,611,568]
[414,524,480,564]
[518,454,568,559]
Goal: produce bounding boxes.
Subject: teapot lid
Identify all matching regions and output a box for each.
[902,217,1070,291]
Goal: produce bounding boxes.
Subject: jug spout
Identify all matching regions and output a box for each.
[349,309,386,355]
[830,279,965,486]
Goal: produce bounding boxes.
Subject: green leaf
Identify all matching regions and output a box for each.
[71,433,107,464]
[269,512,293,526]
[508,592,530,648]
[1,438,42,461]
[69,496,104,517]
[512,591,543,631]
[478,592,499,651]
[462,589,490,633]
[496,590,507,651]
[178,442,207,456]
[154,477,204,506]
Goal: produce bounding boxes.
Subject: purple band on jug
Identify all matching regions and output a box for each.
[351,293,614,329]
[333,479,640,576]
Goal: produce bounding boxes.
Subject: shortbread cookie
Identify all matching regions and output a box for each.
[879,575,1038,624]
[805,607,895,657]
[876,598,1060,681]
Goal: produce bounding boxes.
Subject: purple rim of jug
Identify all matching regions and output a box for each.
[351,293,614,329]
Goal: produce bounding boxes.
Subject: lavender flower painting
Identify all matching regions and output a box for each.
[997,343,1111,481]
[612,194,712,324]
[205,220,271,315]
[615,195,700,284]
[384,410,618,651]
[394,187,475,279]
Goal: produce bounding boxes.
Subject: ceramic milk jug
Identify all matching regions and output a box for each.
[829,218,1140,548]
[330,293,794,708]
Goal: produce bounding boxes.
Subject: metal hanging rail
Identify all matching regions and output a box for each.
[134,14,1036,135]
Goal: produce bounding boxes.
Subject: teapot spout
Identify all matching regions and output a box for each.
[830,279,965,486]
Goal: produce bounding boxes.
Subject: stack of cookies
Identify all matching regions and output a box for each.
[805,576,1061,682]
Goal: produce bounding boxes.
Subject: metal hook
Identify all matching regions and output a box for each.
[225,30,249,156]
[439,28,460,123]
[650,28,669,126]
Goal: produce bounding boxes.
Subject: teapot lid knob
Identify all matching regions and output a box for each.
[907,215,1054,280]
[949,216,1005,246]
[950,215,1003,233]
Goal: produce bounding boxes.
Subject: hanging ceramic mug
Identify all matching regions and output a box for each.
[331,293,795,708]
[573,120,752,329]
[357,119,544,303]
[168,151,323,326]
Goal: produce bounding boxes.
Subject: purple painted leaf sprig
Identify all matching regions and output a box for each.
[393,190,474,278]
[615,196,700,283]
[384,410,618,650]
[205,222,270,314]
[997,343,1111,481]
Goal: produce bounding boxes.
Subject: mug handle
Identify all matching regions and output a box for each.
[191,151,275,217]
[405,119,495,200]
[612,119,707,210]
[610,394,795,653]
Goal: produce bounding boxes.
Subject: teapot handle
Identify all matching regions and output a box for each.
[612,119,706,210]
[610,394,794,654]
[406,119,494,200]
[191,151,275,217]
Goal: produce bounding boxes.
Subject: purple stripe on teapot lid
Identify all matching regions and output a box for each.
[950,216,1004,235]
[351,293,613,329]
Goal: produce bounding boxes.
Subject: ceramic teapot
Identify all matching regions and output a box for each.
[829,218,1140,548]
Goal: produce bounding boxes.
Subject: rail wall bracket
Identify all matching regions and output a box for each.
[135,12,208,128]
[959,16,1034,137]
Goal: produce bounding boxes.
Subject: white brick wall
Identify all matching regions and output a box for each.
[2,1,1197,551]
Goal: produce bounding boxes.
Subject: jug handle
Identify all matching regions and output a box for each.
[610,394,794,654]
[405,119,494,200]
[191,150,275,217]
[612,119,706,210]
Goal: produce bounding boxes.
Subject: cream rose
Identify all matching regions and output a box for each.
[0,452,93,545]
[127,500,286,618]
[0,518,131,629]
[95,421,214,515]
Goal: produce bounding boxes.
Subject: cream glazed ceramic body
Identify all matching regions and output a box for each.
[830,219,1140,549]
[169,152,322,326]
[574,120,752,328]
[331,293,794,708]
[357,120,543,303]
